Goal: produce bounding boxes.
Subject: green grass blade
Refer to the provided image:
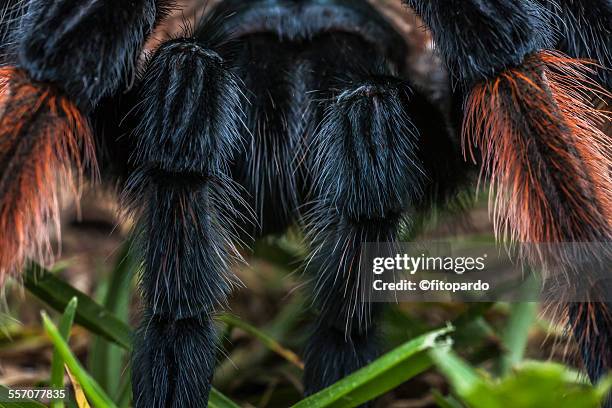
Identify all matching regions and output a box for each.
[50,297,78,408]
[596,376,612,402]
[218,314,303,369]
[292,304,494,408]
[496,301,537,376]
[293,326,454,408]
[431,390,464,408]
[429,347,481,398]
[432,348,610,408]
[24,264,132,350]
[213,295,305,389]
[99,242,138,319]
[495,273,540,377]
[518,360,590,385]
[115,372,132,408]
[90,242,138,398]
[209,388,241,408]
[41,312,117,408]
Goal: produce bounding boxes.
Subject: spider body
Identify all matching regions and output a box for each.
[0,0,611,407]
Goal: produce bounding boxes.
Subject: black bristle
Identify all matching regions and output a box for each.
[0,0,24,62]
[124,24,246,408]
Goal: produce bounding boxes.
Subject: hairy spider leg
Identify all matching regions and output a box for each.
[548,0,612,388]
[298,32,433,398]
[406,1,612,404]
[123,22,246,407]
[0,0,164,281]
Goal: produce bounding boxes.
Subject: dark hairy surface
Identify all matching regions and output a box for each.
[404,0,553,86]
[0,0,610,407]
[17,0,162,111]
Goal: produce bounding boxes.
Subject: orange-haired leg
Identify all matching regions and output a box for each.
[463,52,612,394]
[0,67,96,282]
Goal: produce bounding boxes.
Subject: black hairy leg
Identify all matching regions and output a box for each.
[123,23,244,407]
[226,17,464,397]
[299,32,427,399]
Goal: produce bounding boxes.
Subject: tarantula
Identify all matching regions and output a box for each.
[0,0,610,406]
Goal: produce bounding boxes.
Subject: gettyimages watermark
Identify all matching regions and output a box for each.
[359,242,611,302]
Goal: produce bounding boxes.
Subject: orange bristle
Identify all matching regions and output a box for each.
[463,51,612,380]
[463,51,612,266]
[0,67,96,283]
